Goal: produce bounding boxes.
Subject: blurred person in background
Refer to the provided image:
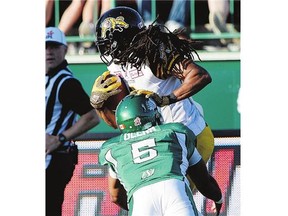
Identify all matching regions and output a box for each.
[136,0,190,37]
[207,0,240,50]
[208,0,229,45]
[46,0,111,34]
[46,0,112,54]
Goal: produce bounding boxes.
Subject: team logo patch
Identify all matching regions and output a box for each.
[119,124,126,130]
[101,16,129,38]
[46,30,54,39]
[134,117,142,126]
[141,169,155,179]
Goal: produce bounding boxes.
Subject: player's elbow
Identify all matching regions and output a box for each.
[203,72,212,85]
[207,74,212,83]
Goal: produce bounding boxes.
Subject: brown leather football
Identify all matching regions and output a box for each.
[98,74,130,128]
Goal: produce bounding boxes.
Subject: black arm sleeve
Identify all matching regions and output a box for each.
[59,78,93,116]
[187,159,222,202]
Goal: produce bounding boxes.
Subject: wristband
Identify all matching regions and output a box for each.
[58,133,67,145]
[215,197,223,204]
[162,93,177,106]
[168,92,177,104]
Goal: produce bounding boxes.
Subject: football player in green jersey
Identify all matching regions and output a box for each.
[99,94,222,216]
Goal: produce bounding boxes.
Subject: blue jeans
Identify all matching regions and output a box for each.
[136,0,190,26]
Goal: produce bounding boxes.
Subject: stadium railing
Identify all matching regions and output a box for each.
[51,0,240,47]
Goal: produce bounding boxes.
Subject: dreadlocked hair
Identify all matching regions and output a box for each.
[115,20,201,77]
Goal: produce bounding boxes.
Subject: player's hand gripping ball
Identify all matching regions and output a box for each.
[90,71,130,128]
[103,76,130,111]
[90,71,120,109]
[90,71,129,110]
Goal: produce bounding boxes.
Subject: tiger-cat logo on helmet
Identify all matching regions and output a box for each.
[101,16,129,38]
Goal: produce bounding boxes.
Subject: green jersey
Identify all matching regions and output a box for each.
[99,122,197,201]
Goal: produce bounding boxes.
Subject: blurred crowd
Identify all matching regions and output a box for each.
[46,0,240,55]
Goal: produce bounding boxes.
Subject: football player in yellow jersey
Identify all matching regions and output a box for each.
[91,6,214,190]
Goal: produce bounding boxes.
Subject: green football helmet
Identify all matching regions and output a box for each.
[115,94,161,133]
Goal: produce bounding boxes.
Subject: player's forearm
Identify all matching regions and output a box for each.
[111,194,128,211]
[187,159,221,202]
[63,109,100,140]
[108,177,128,210]
[196,175,222,202]
[173,68,212,100]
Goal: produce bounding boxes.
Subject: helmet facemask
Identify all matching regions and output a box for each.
[95,6,145,66]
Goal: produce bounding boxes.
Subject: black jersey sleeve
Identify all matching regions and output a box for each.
[59,78,93,116]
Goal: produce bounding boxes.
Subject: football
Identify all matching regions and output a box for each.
[96,107,118,129]
[103,74,130,111]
